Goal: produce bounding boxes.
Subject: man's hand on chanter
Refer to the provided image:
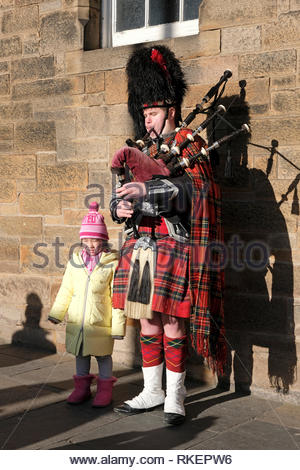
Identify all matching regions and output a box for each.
[116,182,146,200]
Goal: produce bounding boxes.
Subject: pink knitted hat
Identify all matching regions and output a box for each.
[79,202,109,240]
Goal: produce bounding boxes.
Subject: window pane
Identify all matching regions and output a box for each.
[183,0,202,21]
[149,0,179,26]
[116,0,145,32]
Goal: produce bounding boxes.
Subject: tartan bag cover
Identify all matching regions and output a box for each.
[174,129,227,374]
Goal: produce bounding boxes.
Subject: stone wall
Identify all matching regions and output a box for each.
[0,0,299,397]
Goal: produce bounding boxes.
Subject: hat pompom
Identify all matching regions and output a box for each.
[89,201,99,211]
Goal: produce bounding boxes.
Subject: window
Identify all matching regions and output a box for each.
[101,0,202,48]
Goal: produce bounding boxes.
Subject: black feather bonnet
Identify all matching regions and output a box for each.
[126,45,187,137]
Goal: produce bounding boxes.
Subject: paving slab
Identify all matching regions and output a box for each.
[194,420,300,450]
[257,403,300,429]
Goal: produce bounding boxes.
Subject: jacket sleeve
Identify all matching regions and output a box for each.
[144,173,192,214]
[110,261,126,337]
[109,194,126,224]
[48,262,74,323]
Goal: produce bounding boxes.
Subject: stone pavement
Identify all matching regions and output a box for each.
[0,342,300,451]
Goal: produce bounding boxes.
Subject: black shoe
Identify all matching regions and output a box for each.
[216,379,230,392]
[164,412,185,426]
[114,402,160,415]
[235,382,251,396]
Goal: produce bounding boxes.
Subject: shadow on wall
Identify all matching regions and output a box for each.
[206,85,297,394]
[11,292,56,354]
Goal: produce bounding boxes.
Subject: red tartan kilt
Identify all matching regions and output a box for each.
[112,236,191,318]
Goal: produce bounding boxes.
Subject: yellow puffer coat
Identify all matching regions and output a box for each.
[49,250,126,356]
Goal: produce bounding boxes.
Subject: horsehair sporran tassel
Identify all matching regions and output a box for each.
[137,260,151,304]
[125,237,156,320]
[127,257,140,301]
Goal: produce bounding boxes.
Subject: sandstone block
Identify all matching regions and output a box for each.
[44,215,64,225]
[11,56,55,82]
[291,0,300,9]
[21,242,70,275]
[263,11,300,49]
[0,74,9,95]
[0,103,33,122]
[40,11,81,54]
[108,104,135,136]
[0,274,50,306]
[16,179,36,193]
[277,146,300,179]
[183,55,239,86]
[44,225,79,245]
[0,180,16,203]
[0,62,8,73]
[0,238,19,261]
[271,75,296,90]
[271,90,300,114]
[23,37,40,55]
[40,0,62,13]
[0,0,14,8]
[199,0,276,30]
[12,78,78,100]
[0,216,42,237]
[1,5,38,34]
[239,50,297,77]
[61,191,78,208]
[250,117,300,146]
[15,121,56,152]
[63,208,86,225]
[65,46,132,75]
[20,192,61,215]
[278,0,290,12]
[0,141,13,153]
[222,25,261,54]
[56,118,76,161]
[36,152,57,166]
[108,136,131,159]
[0,37,22,58]
[85,71,104,94]
[75,137,108,161]
[0,124,13,140]
[0,203,18,216]
[173,30,220,59]
[77,105,133,138]
[105,69,127,104]
[73,93,105,107]
[37,163,88,192]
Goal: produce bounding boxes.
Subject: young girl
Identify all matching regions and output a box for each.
[48,202,126,407]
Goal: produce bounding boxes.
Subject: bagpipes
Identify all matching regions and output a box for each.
[111,70,250,185]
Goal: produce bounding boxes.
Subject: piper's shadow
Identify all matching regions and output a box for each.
[206,87,297,394]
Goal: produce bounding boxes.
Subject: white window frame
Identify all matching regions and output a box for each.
[102,0,200,48]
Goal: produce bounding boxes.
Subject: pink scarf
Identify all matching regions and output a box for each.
[81,249,102,274]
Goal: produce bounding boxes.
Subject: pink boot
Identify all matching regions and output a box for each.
[92,376,117,407]
[67,374,95,404]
